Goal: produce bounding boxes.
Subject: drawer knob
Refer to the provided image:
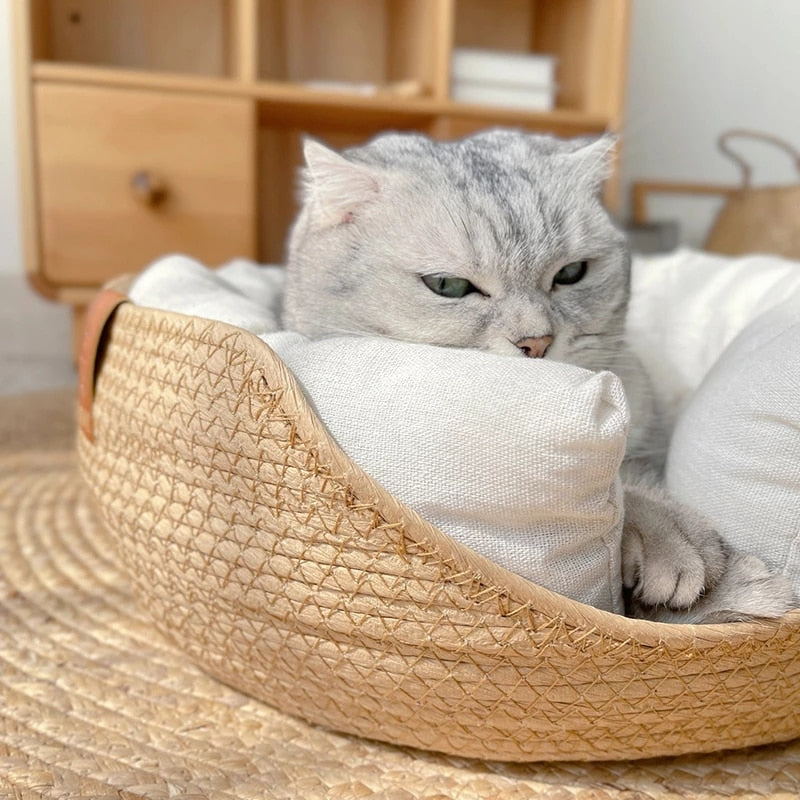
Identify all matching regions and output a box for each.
[130,170,169,208]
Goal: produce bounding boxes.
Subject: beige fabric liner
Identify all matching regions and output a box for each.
[1,383,800,795]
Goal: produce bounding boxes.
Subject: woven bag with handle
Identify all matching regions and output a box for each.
[706,129,800,259]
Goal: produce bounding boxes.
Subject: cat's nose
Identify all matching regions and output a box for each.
[516,336,553,358]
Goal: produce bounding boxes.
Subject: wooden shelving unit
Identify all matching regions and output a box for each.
[14,0,630,352]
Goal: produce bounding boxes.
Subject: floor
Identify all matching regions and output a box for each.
[0,274,77,396]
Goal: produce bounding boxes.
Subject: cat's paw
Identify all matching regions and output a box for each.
[621,483,728,610]
[631,552,797,624]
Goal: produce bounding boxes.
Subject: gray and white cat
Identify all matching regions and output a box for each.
[283,128,794,623]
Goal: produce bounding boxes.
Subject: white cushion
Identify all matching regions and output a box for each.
[666,296,800,592]
[628,248,800,426]
[130,255,629,613]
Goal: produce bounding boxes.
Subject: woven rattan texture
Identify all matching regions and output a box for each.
[6,452,800,797]
[77,304,800,763]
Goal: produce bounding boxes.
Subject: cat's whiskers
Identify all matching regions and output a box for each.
[504,337,528,356]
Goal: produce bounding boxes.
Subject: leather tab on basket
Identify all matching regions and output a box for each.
[78,289,128,442]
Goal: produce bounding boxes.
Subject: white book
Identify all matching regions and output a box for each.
[452,80,555,112]
[451,48,556,88]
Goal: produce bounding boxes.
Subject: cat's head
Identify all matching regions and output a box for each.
[283,129,629,371]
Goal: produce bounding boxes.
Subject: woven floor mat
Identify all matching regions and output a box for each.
[1,450,799,799]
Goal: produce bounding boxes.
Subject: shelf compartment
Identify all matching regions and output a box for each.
[453,0,629,119]
[256,0,449,99]
[30,0,235,77]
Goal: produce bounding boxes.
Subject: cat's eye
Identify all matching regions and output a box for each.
[552,260,589,287]
[421,273,479,298]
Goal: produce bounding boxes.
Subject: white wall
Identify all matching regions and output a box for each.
[0,0,23,275]
[621,0,800,245]
[1,0,799,275]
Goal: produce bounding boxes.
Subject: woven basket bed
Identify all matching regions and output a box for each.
[76,289,800,764]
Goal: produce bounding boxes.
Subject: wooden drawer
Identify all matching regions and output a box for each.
[34,83,256,290]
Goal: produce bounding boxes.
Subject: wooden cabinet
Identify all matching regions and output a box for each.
[14,0,630,345]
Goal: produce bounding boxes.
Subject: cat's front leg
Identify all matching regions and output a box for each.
[621,481,728,611]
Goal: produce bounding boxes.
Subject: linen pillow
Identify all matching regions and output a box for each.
[130,255,629,613]
[627,248,800,427]
[666,296,800,592]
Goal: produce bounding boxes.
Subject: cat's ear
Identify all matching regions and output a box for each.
[566,134,617,193]
[300,138,381,229]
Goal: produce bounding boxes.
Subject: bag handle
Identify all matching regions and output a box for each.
[78,289,129,442]
[718,129,800,187]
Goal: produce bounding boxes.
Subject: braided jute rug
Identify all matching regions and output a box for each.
[1,389,799,799]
